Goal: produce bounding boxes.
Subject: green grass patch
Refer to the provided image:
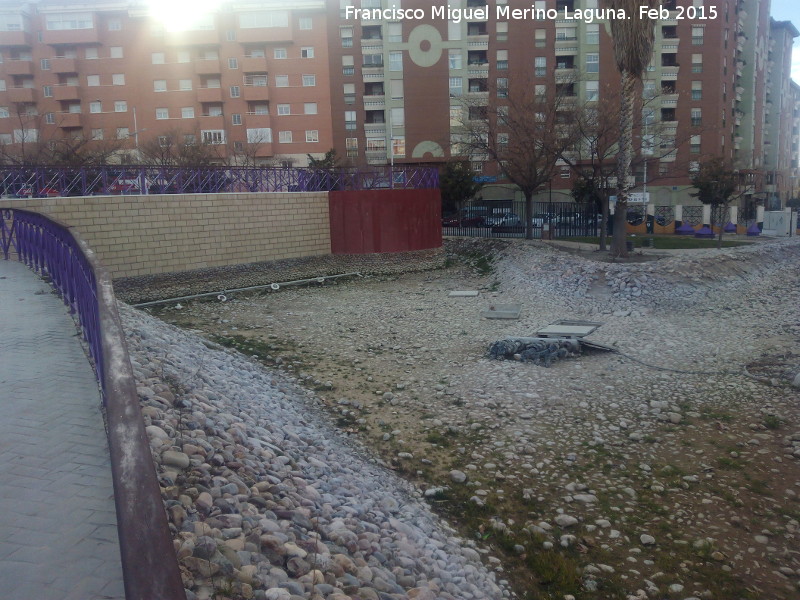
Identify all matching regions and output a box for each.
[564,235,748,249]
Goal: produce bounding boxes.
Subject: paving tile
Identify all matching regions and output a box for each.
[0,260,124,598]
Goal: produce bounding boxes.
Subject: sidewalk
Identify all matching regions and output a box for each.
[0,260,125,600]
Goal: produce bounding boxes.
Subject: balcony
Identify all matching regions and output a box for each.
[197,87,223,103]
[53,84,80,101]
[555,46,578,56]
[241,56,267,72]
[660,93,679,105]
[51,57,78,73]
[164,29,220,46]
[4,59,33,76]
[57,112,82,128]
[245,113,271,128]
[41,28,99,45]
[364,123,386,136]
[361,38,383,49]
[364,94,385,109]
[661,66,679,79]
[194,59,221,75]
[199,114,225,129]
[242,85,269,101]
[8,87,37,103]
[362,66,385,80]
[0,30,33,47]
[237,25,293,44]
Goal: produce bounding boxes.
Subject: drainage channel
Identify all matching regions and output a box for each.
[132,272,362,308]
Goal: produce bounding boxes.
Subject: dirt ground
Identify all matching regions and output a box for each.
[148,240,800,600]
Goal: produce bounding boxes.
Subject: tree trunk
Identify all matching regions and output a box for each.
[612,70,636,258]
[717,203,726,250]
[524,190,534,240]
[599,191,609,251]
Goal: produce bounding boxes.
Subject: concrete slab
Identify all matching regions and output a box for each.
[481,304,522,320]
[449,290,480,297]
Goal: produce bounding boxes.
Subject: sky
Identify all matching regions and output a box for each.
[770,0,800,82]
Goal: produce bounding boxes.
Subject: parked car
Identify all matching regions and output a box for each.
[485,212,522,227]
[442,207,489,227]
[531,213,561,227]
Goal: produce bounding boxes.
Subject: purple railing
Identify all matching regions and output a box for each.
[0,208,187,600]
[0,164,439,197]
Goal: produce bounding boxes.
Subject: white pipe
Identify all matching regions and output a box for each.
[133,272,362,308]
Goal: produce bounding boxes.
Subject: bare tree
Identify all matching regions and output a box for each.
[690,156,742,249]
[137,129,222,167]
[455,81,579,239]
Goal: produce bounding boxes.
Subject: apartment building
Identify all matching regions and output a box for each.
[1,0,797,205]
[0,0,333,166]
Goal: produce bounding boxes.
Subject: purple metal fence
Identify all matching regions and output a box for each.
[0,208,187,600]
[0,164,439,197]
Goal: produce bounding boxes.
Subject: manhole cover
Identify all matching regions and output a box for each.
[481,304,522,320]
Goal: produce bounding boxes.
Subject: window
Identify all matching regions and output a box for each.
[239,11,289,28]
[91,128,103,140]
[158,135,171,147]
[246,128,272,143]
[392,137,405,157]
[230,85,240,98]
[181,107,194,118]
[556,27,576,41]
[184,134,196,145]
[46,12,92,30]
[85,47,98,59]
[450,106,461,125]
[40,58,50,70]
[535,56,546,77]
[43,86,53,97]
[343,82,355,104]
[232,113,242,125]
[87,75,100,87]
[692,54,703,73]
[0,133,12,144]
[389,51,403,71]
[178,50,190,63]
[108,18,121,31]
[154,79,167,92]
[275,75,289,87]
[496,78,508,98]
[390,79,404,99]
[179,79,192,90]
[535,29,546,48]
[152,52,165,64]
[252,104,268,115]
[116,127,129,139]
[302,74,316,87]
[340,27,353,48]
[586,53,599,73]
[496,50,508,70]
[449,77,462,97]
[496,21,508,41]
[448,20,461,41]
[156,108,169,119]
[691,81,702,100]
[279,130,292,143]
[90,101,102,113]
[690,135,701,154]
[0,80,4,92]
[643,80,656,98]
[586,80,599,101]
[277,104,291,115]
[299,16,312,29]
[342,55,355,76]
[344,110,357,130]
[247,74,268,87]
[391,107,404,127]
[305,130,319,142]
[366,138,386,151]
[207,105,223,116]
[248,48,265,58]
[692,25,704,45]
[114,101,127,112]
[301,47,314,58]
[691,108,702,126]
[388,22,402,42]
[274,48,287,59]
[586,24,599,44]
[202,130,225,144]
[363,53,383,67]
[45,112,55,124]
[112,73,125,85]
[449,50,462,70]
[304,102,317,115]
[345,137,358,157]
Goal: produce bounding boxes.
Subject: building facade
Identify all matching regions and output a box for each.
[1,0,797,205]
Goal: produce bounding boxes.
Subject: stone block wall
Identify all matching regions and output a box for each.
[5,193,331,278]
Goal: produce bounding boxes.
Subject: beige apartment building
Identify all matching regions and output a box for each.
[1,0,797,206]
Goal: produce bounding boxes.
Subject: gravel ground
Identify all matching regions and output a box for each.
[140,236,800,600]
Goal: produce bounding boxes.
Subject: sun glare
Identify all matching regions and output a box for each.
[148,0,223,32]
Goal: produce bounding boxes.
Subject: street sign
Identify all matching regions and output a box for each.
[474,175,498,183]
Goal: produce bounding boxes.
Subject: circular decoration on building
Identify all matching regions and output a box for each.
[411,141,445,159]
[407,24,443,68]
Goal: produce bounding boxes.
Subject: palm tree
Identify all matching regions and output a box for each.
[606,0,659,256]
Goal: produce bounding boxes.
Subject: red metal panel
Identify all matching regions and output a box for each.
[328,189,442,254]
